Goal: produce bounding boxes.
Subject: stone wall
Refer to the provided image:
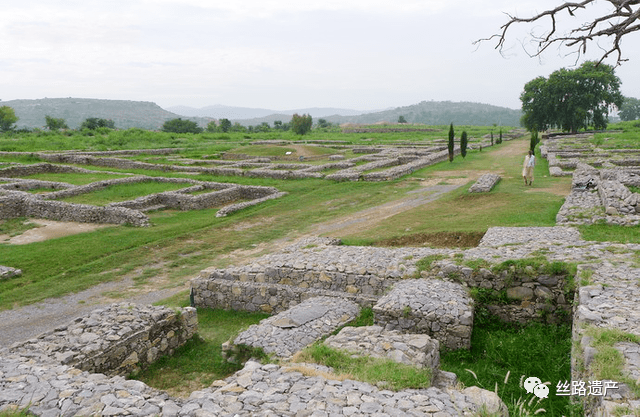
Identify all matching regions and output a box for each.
[0,166,286,224]
[0,190,151,226]
[428,260,573,324]
[6,303,197,377]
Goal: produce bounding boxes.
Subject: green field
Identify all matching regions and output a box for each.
[2,123,639,416]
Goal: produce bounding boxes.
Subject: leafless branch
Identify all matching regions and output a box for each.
[476,0,640,65]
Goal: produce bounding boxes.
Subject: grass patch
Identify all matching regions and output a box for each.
[294,343,432,391]
[584,326,640,397]
[131,308,269,398]
[0,217,41,238]
[579,224,640,244]
[61,181,189,205]
[440,318,574,416]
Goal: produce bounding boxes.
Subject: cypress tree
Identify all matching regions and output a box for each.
[460,131,468,158]
[448,123,455,162]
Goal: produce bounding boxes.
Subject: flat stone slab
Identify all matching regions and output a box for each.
[233,296,360,358]
[373,279,474,350]
[468,173,500,193]
[324,325,440,371]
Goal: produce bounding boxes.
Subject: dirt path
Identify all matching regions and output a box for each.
[0,138,535,347]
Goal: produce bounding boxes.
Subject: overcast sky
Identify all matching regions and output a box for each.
[2,0,639,111]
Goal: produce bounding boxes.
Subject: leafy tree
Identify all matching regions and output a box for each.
[161,118,203,134]
[254,122,271,133]
[520,61,623,133]
[206,120,218,132]
[317,118,332,129]
[460,131,468,158]
[0,106,18,132]
[81,118,115,130]
[448,123,455,162]
[219,118,232,133]
[291,113,312,135]
[480,0,640,65]
[619,96,640,121]
[398,115,407,124]
[273,120,289,131]
[231,122,246,133]
[45,115,68,131]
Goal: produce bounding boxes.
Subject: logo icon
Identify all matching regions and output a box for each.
[524,376,549,399]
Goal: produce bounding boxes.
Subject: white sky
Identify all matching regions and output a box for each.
[1,0,639,111]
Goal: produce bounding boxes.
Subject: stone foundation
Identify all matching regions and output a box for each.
[373,279,474,350]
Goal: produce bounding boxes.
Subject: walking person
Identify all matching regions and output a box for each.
[522,150,535,186]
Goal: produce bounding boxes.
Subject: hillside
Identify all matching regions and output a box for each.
[2,98,522,130]
[331,101,522,126]
[166,105,368,119]
[3,98,184,130]
[233,101,522,127]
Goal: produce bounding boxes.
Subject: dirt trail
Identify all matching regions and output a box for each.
[0,138,536,347]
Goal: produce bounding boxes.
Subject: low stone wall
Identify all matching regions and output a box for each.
[468,173,501,193]
[190,277,377,314]
[429,260,573,324]
[555,163,640,226]
[5,303,197,377]
[0,167,286,224]
[0,190,151,226]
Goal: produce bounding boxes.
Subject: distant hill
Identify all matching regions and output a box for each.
[166,105,368,119]
[2,98,522,130]
[331,101,522,126]
[3,98,185,130]
[232,101,522,127]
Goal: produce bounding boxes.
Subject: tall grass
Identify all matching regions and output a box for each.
[440,318,576,416]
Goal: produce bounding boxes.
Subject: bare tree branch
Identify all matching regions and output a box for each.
[476,0,640,65]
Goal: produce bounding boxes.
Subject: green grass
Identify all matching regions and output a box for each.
[583,327,640,397]
[24,172,129,185]
[579,224,640,244]
[131,308,269,397]
[342,142,571,242]
[0,217,40,238]
[440,319,575,416]
[60,181,190,205]
[294,343,432,391]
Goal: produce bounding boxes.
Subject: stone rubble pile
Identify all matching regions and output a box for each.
[0,265,22,280]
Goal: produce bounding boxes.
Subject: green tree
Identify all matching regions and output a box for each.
[317,118,331,129]
[219,118,232,133]
[81,118,115,130]
[448,123,455,162]
[520,61,623,133]
[460,131,468,158]
[206,120,218,132]
[45,115,68,131]
[0,106,18,132]
[291,113,312,135]
[619,96,640,121]
[398,115,407,124]
[530,130,539,153]
[161,118,203,134]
